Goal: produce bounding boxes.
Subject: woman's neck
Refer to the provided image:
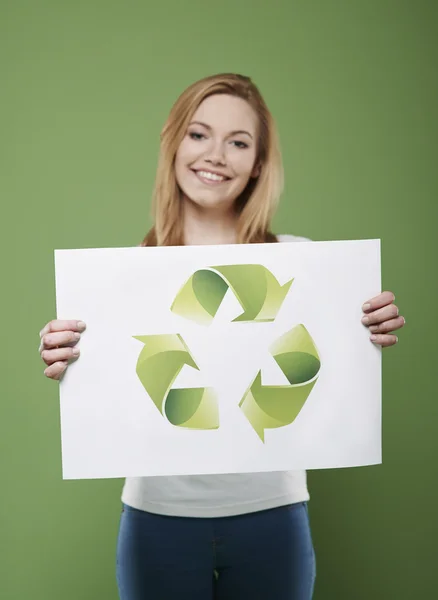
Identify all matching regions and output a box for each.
[182,202,238,246]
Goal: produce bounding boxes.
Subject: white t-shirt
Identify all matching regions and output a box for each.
[121,233,311,517]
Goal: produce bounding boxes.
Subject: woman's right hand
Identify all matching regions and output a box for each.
[39,320,86,380]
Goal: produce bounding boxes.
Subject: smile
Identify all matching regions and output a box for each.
[192,169,231,185]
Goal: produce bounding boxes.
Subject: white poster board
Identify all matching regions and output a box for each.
[55,239,381,479]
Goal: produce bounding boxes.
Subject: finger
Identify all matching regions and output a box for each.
[40,320,86,339]
[44,361,68,380]
[370,333,398,347]
[41,346,80,366]
[369,316,406,335]
[41,330,82,350]
[361,304,399,326]
[362,292,395,313]
[38,337,77,355]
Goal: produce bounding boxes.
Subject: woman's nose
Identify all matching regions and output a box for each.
[205,141,226,166]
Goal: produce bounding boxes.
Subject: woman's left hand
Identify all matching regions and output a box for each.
[361,291,405,347]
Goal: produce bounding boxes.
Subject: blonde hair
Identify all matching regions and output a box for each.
[141,73,283,246]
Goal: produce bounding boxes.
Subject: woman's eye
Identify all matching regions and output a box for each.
[188,132,248,148]
[189,132,205,141]
[232,140,249,149]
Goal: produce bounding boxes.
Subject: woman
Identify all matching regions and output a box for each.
[39,73,405,600]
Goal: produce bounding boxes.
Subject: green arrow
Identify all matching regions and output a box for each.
[170,264,293,325]
[239,324,321,441]
[133,334,219,430]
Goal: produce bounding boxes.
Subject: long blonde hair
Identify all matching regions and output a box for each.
[141,73,283,246]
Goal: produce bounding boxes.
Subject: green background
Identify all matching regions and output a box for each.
[1,1,436,598]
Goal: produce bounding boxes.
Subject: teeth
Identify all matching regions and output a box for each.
[197,170,226,182]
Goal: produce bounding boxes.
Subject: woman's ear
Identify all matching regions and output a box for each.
[251,162,261,178]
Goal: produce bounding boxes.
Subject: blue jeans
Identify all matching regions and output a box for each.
[116,501,316,599]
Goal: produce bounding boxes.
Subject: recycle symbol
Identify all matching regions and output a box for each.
[134,265,321,442]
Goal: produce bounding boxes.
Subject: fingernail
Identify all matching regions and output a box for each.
[74,332,81,341]
[370,335,377,341]
[361,316,370,325]
[77,321,86,332]
[362,303,371,311]
[72,347,80,356]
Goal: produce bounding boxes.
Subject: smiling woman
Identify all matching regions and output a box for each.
[141,73,282,247]
[38,72,405,600]
[175,95,260,213]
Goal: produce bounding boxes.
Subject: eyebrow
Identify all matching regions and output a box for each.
[189,121,253,140]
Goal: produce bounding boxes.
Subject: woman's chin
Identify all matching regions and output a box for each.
[183,194,236,213]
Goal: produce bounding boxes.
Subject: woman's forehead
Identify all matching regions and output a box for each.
[191,94,258,133]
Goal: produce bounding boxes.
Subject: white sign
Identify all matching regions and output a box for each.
[55,239,381,480]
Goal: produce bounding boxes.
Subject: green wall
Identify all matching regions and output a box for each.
[1,1,436,598]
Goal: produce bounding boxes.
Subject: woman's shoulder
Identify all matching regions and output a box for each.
[276,233,312,243]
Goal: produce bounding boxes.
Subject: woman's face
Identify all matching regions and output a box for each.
[174,94,260,213]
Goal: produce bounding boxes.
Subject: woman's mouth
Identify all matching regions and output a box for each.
[192,169,231,185]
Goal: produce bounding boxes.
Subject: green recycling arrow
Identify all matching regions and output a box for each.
[239,324,320,442]
[133,333,219,430]
[171,264,293,325]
